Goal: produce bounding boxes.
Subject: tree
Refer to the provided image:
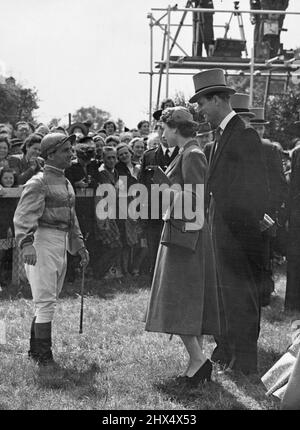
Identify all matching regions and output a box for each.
[72,106,111,131]
[0,78,39,126]
[267,89,300,149]
[173,91,205,123]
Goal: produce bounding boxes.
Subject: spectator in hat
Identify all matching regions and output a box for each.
[190,68,268,375]
[285,121,300,312]
[15,121,33,143]
[0,137,10,170]
[8,134,44,185]
[250,107,288,306]
[67,122,88,141]
[103,121,117,137]
[231,93,255,126]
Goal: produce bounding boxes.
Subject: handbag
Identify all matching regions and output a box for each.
[160,218,200,253]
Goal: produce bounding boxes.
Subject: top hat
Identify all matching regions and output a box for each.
[153,109,163,121]
[67,122,88,136]
[231,93,255,117]
[189,69,236,103]
[250,108,269,125]
[161,106,198,125]
[289,121,300,137]
[197,122,213,136]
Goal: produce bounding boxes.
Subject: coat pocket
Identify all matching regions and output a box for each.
[161,218,200,252]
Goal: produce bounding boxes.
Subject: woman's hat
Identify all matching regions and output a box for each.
[231,93,255,117]
[153,109,163,121]
[250,108,270,125]
[67,122,88,136]
[189,69,236,103]
[161,106,198,125]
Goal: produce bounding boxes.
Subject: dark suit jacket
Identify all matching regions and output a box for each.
[286,146,300,310]
[139,145,179,222]
[261,140,288,216]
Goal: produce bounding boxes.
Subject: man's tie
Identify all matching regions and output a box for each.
[165,148,170,164]
[212,126,222,161]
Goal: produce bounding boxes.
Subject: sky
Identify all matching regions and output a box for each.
[0,0,299,128]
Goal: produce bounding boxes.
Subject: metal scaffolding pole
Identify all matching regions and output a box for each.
[165,5,171,99]
[151,8,300,16]
[156,26,167,110]
[149,14,154,126]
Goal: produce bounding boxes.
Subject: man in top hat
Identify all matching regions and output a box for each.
[285,121,300,312]
[250,107,288,306]
[203,93,255,161]
[231,93,256,126]
[14,133,89,367]
[190,68,268,374]
[138,109,179,278]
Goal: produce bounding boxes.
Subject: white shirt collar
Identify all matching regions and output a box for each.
[162,145,176,155]
[218,111,236,134]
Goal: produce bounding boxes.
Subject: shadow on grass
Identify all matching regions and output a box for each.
[154,377,249,410]
[60,274,151,301]
[35,361,101,391]
[258,347,284,376]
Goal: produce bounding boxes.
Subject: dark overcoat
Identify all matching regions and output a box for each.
[145,140,221,336]
[285,146,300,311]
[206,115,268,368]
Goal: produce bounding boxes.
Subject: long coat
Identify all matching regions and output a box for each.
[145,140,221,336]
[206,115,268,369]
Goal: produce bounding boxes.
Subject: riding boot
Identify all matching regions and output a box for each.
[34,322,55,366]
[28,316,38,361]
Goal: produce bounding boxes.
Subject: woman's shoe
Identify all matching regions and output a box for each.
[184,360,213,386]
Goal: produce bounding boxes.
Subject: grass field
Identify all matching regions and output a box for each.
[0,263,299,410]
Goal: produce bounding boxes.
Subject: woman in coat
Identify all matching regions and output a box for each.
[145,107,220,385]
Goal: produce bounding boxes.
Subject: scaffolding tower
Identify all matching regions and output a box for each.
[141,3,300,124]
